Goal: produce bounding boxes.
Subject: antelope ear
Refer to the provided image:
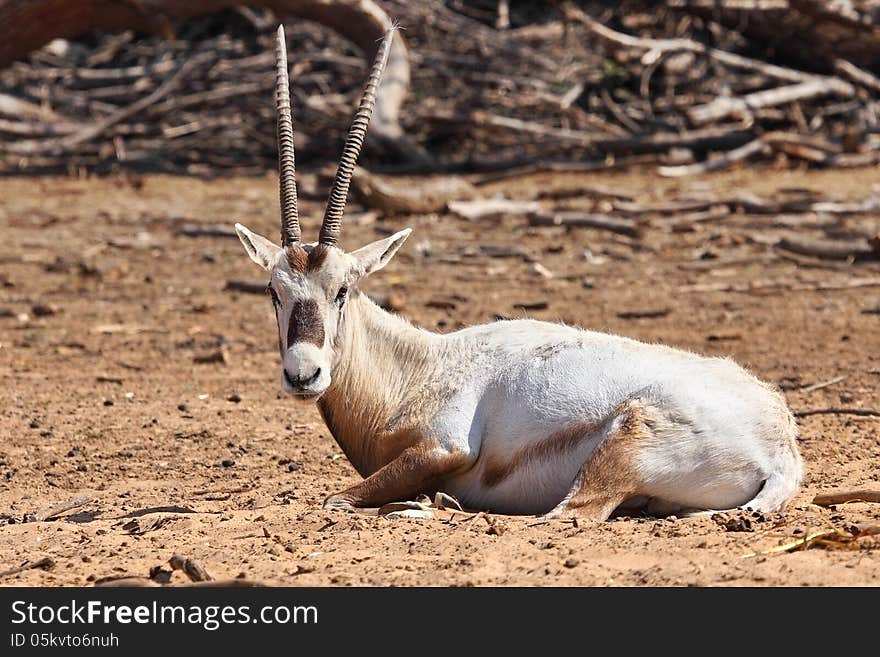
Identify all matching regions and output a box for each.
[349,228,412,279]
[235,223,282,270]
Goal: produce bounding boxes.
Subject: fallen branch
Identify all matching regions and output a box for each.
[680,277,880,293]
[659,132,861,177]
[833,58,880,93]
[448,198,540,221]
[528,211,641,237]
[565,4,819,84]
[176,223,238,238]
[94,576,160,587]
[351,166,477,215]
[613,198,720,215]
[794,407,880,418]
[446,155,652,182]
[687,78,854,126]
[667,205,731,230]
[812,490,880,506]
[224,280,266,294]
[429,108,610,145]
[0,557,55,579]
[775,235,879,260]
[829,151,880,168]
[31,495,93,522]
[659,137,766,177]
[0,92,77,124]
[799,375,847,393]
[178,578,267,587]
[741,526,876,557]
[617,307,671,319]
[169,554,213,582]
[596,126,755,156]
[10,57,201,155]
[427,108,754,156]
[458,244,534,261]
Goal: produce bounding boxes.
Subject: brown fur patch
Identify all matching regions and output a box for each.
[555,400,653,520]
[285,245,308,273]
[481,417,607,487]
[285,244,330,273]
[328,440,469,508]
[314,292,448,478]
[307,244,329,271]
[288,299,325,347]
[317,401,422,478]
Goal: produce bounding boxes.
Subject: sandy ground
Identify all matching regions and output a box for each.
[0,166,878,586]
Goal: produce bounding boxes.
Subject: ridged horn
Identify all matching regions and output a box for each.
[319,26,396,246]
[275,25,300,245]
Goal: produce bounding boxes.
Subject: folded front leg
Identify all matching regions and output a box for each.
[324,442,469,511]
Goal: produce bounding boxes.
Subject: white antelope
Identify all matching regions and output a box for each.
[233,26,802,520]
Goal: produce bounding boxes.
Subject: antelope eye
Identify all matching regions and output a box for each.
[267,285,280,306]
[335,286,348,304]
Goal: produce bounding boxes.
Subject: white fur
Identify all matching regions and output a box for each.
[428,321,802,515]
[236,226,803,517]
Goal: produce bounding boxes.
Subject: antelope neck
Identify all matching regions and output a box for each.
[316,290,442,476]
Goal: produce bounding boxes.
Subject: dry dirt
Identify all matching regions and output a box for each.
[1,165,878,587]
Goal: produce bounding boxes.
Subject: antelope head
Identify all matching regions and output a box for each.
[235,25,409,399]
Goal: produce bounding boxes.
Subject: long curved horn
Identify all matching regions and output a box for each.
[319,26,396,247]
[275,25,300,245]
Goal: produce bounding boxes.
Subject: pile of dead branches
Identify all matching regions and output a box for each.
[0,0,879,176]
[0,9,370,175]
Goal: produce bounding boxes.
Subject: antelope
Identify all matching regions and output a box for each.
[233,25,802,520]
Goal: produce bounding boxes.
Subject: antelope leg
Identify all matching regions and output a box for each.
[323,443,468,511]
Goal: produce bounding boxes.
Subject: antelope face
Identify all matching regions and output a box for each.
[235,225,411,399]
[233,24,403,397]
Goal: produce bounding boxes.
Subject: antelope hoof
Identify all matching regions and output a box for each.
[323,495,355,512]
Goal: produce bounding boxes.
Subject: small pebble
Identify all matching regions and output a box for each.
[221,459,235,468]
[563,558,579,568]
[103,399,114,406]
[31,303,58,317]
[530,262,554,279]
[227,393,242,403]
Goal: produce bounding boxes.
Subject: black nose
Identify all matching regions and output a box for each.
[284,367,321,389]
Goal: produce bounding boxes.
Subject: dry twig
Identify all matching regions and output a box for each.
[794,407,880,418]
[812,490,880,506]
[0,557,55,579]
[168,554,213,582]
[31,495,93,522]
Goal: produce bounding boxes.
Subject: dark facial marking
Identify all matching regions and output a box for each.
[280,245,331,349]
[287,298,325,347]
[286,244,330,273]
[286,246,308,273]
[307,244,329,271]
